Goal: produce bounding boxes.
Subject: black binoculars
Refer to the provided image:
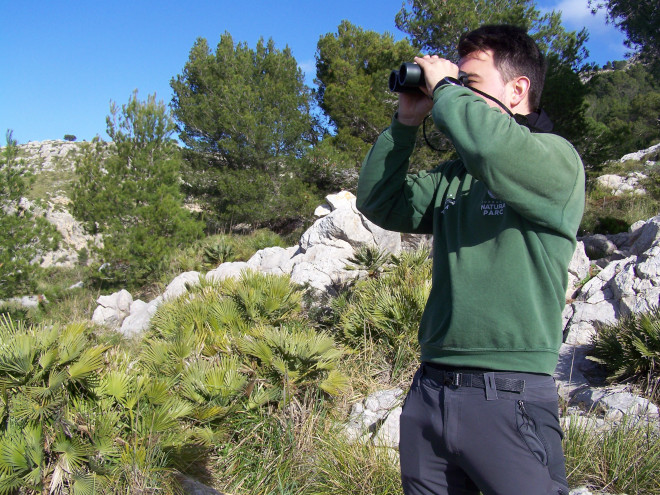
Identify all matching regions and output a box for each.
[389,62,469,94]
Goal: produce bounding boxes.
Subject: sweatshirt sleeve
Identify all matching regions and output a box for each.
[431,85,585,236]
[356,115,448,234]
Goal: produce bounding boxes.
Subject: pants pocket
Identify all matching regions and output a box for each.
[516,400,549,465]
[516,399,569,491]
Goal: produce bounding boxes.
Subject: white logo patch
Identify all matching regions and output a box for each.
[481,191,506,216]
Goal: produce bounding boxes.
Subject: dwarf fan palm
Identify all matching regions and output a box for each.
[237,323,348,404]
[0,315,110,493]
[338,247,432,380]
[590,306,660,395]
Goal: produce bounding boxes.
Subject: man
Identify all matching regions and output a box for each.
[356,25,585,495]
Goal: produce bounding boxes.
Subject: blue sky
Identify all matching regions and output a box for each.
[1,0,628,144]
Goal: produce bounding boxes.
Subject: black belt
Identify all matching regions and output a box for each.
[422,365,525,393]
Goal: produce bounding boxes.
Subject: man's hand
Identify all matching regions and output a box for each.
[414,55,460,94]
[396,55,460,127]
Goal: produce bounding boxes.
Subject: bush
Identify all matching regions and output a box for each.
[579,177,660,235]
[589,306,660,397]
[336,248,431,383]
[0,316,112,492]
[149,271,346,408]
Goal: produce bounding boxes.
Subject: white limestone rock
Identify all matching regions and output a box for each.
[373,406,403,449]
[344,388,404,444]
[162,271,202,301]
[246,246,299,275]
[573,385,659,420]
[119,296,162,337]
[92,289,133,328]
[619,142,660,163]
[205,262,250,283]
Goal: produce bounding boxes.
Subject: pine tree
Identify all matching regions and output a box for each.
[72,92,203,288]
[0,131,59,298]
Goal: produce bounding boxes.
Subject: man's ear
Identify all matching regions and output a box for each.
[509,76,530,110]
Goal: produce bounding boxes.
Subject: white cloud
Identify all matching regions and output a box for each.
[540,0,611,34]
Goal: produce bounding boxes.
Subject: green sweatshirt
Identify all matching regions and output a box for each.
[356,85,585,375]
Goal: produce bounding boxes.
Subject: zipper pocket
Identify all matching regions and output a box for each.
[516,400,548,465]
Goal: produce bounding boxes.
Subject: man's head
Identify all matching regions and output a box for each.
[457,25,546,114]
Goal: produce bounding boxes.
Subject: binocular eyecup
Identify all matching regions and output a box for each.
[389,62,468,94]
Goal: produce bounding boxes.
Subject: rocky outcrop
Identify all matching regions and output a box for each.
[619,142,660,164]
[17,139,82,173]
[93,191,404,329]
[555,216,660,425]
[596,172,647,196]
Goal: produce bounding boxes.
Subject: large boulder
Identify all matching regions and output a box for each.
[299,192,401,254]
[91,289,133,328]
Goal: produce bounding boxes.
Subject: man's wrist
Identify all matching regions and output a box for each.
[433,76,463,94]
[395,111,424,127]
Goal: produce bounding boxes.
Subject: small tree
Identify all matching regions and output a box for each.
[0,131,59,298]
[72,92,203,288]
[63,134,77,142]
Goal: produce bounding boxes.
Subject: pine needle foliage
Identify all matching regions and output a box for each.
[589,306,660,395]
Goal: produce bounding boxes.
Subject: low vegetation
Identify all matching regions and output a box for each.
[589,306,660,400]
[580,154,660,235]
[3,241,659,493]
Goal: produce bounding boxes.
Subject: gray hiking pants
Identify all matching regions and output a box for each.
[399,363,569,495]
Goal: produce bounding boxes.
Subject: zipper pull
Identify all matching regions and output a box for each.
[518,400,531,422]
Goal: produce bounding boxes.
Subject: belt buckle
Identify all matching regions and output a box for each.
[444,371,461,387]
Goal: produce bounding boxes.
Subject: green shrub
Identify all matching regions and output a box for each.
[346,245,392,278]
[149,271,346,409]
[0,316,111,493]
[580,171,660,236]
[231,229,288,261]
[337,248,431,383]
[203,241,235,266]
[589,307,660,396]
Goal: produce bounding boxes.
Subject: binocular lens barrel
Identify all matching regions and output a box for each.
[399,62,424,87]
[388,62,427,94]
[389,62,469,94]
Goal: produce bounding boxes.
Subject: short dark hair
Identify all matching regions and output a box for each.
[458,25,546,111]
